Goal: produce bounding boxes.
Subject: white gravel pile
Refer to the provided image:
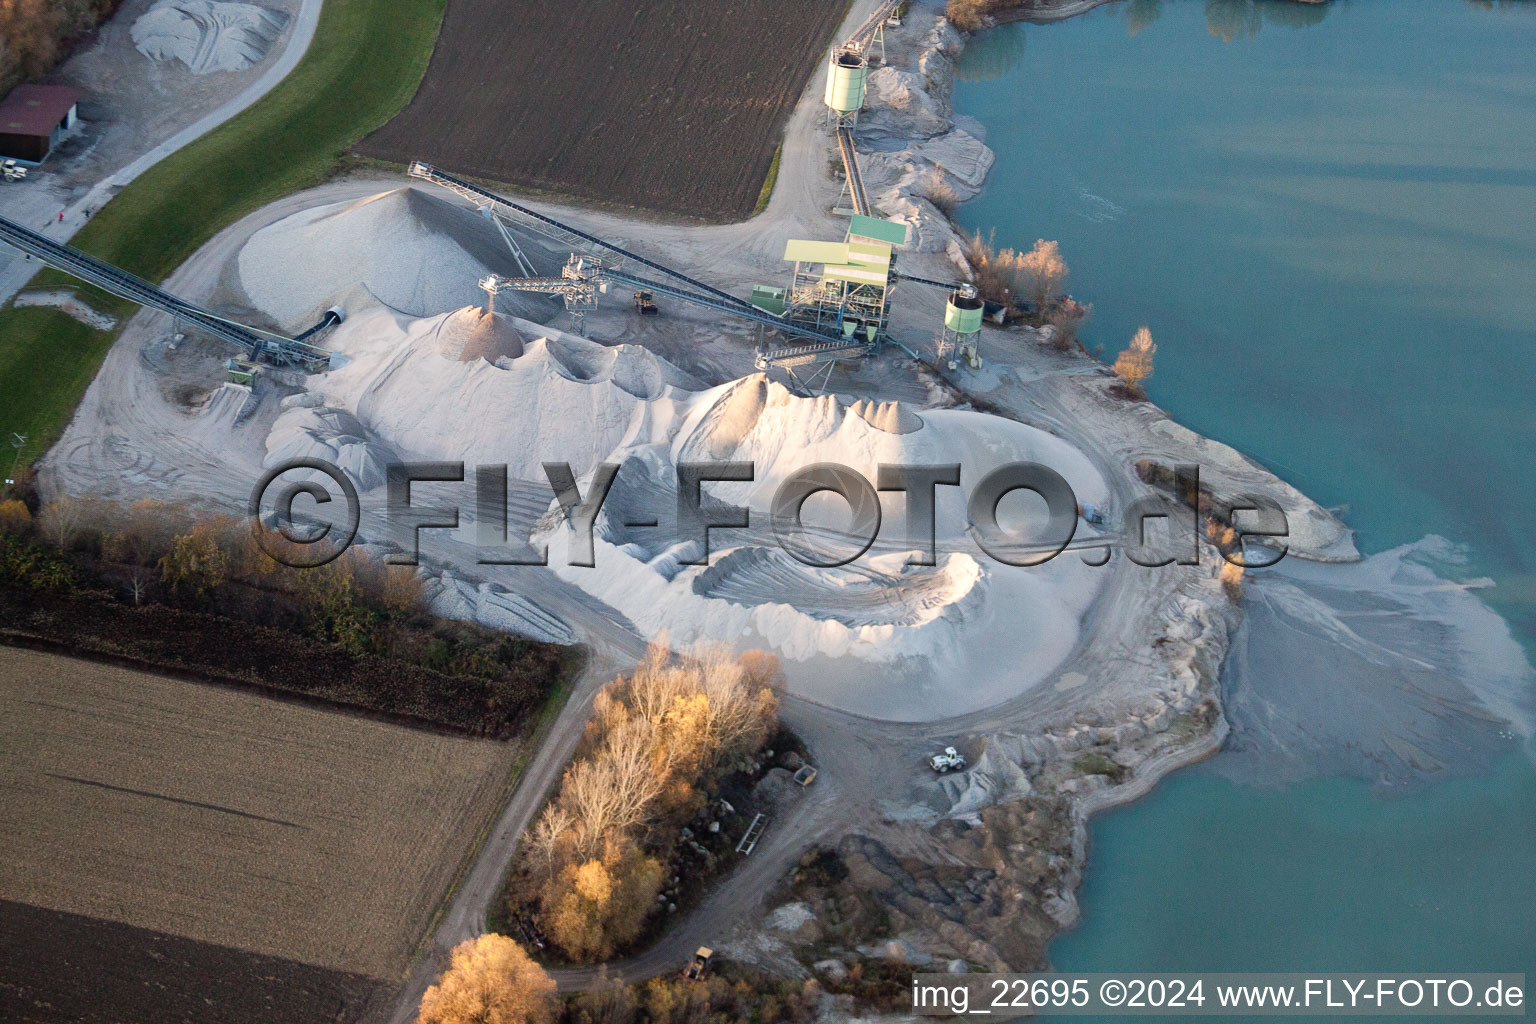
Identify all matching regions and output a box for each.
[238,188,554,326]
[263,305,1111,719]
[132,0,290,74]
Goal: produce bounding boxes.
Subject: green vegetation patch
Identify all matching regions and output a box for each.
[753,143,783,216]
[0,0,446,469]
[1073,751,1131,783]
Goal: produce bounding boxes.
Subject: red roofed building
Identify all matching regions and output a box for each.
[0,85,83,163]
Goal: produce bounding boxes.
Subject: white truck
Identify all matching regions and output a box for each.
[2,160,28,183]
[928,746,966,773]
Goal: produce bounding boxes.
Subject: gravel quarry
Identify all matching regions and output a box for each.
[270,290,1111,718]
[33,0,1381,1006]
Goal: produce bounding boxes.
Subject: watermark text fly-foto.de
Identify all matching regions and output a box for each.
[249,458,1291,570]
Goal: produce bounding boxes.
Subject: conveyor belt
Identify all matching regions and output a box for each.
[893,271,965,290]
[481,263,875,368]
[836,126,870,217]
[0,214,327,366]
[846,0,900,50]
[410,162,762,316]
[601,267,874,361]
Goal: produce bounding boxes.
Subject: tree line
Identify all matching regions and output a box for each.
[0,0,121,96]
[518,640,781,962]
[0,494,572,735]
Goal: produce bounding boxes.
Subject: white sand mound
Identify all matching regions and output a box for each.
[433,307,527,363]
[132,0,289,74]
[238,188,556,326]
[423,574,575,645]
[311,307,696,481]
[197,382,256,428]
[268,307,1110,719]
[265,394,396,491]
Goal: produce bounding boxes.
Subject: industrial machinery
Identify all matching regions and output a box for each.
[929,747,966,773]
[633,289,658,315]
[412,160,969,393]
[824,48,869,130]
[224,358,259,386]
[0,213,335,369]
[683,947,714,981]
[936,283,984,369]
[1,160,26,182]
[478,254,880,391]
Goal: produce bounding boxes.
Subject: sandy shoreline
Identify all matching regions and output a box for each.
[869,0,1325,954]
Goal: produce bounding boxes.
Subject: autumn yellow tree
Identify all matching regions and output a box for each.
[416,934,556,1024]
[0,499,32,536]
[1113,326,1157,393]
[159,523,230,596]
[964,233,1070,313]
[107,499,192,565]
[1015,239,1069,312]
[37,497,87,549]
[517,641,780,959]
[540,837,664,962]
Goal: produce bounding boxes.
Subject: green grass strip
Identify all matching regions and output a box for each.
[753,143,783,217]
[0,0,446,472]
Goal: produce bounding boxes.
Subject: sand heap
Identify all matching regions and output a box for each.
[433,307,527,363]
[239,188,557,327]
[132,1,289,74]
[257,307,1110,719]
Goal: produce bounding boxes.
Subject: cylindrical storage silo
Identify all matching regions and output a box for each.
[945,287,984,335]
[824,49,868,114]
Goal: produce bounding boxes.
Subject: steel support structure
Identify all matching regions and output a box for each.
[0,214,328,368]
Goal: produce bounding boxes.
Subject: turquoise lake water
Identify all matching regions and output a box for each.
[952,0,1536,1005]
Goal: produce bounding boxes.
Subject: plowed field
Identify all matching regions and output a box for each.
[357,0,845,220]
[0,647,515,989]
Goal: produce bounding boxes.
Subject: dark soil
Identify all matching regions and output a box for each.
[0,579,574,739]
[0,899,389,1024]
[356,0,847,221]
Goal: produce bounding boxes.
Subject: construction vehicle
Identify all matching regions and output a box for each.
[928,746,966,773]
[1,160,27,183]
[632,289,658,315]
[793,764,818,787]
[683,947,714,981]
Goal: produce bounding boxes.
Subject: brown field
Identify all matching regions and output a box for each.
[0,647,517,992]
[356,0,846,220]
[0,900,390,1024]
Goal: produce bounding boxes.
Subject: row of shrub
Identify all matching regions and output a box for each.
[0,495,574,736]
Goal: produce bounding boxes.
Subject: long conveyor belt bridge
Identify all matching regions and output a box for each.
[0,214,331,368]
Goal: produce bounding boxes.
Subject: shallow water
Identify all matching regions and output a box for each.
[953,0,1536,997]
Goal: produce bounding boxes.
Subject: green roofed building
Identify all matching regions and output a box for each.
[847,213,908,248]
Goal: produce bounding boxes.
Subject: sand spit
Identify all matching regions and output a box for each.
[132,0,290,74]
[271,301,1109,718]
[238,187,558,327]
[13,290,117,329]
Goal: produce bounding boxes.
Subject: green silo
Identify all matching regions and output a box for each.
[824,49,868,117]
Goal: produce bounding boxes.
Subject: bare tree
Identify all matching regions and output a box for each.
[129,568,150,606]
[1015,239,1069,312]
[37,497,84,549]
[528,803,575,873]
